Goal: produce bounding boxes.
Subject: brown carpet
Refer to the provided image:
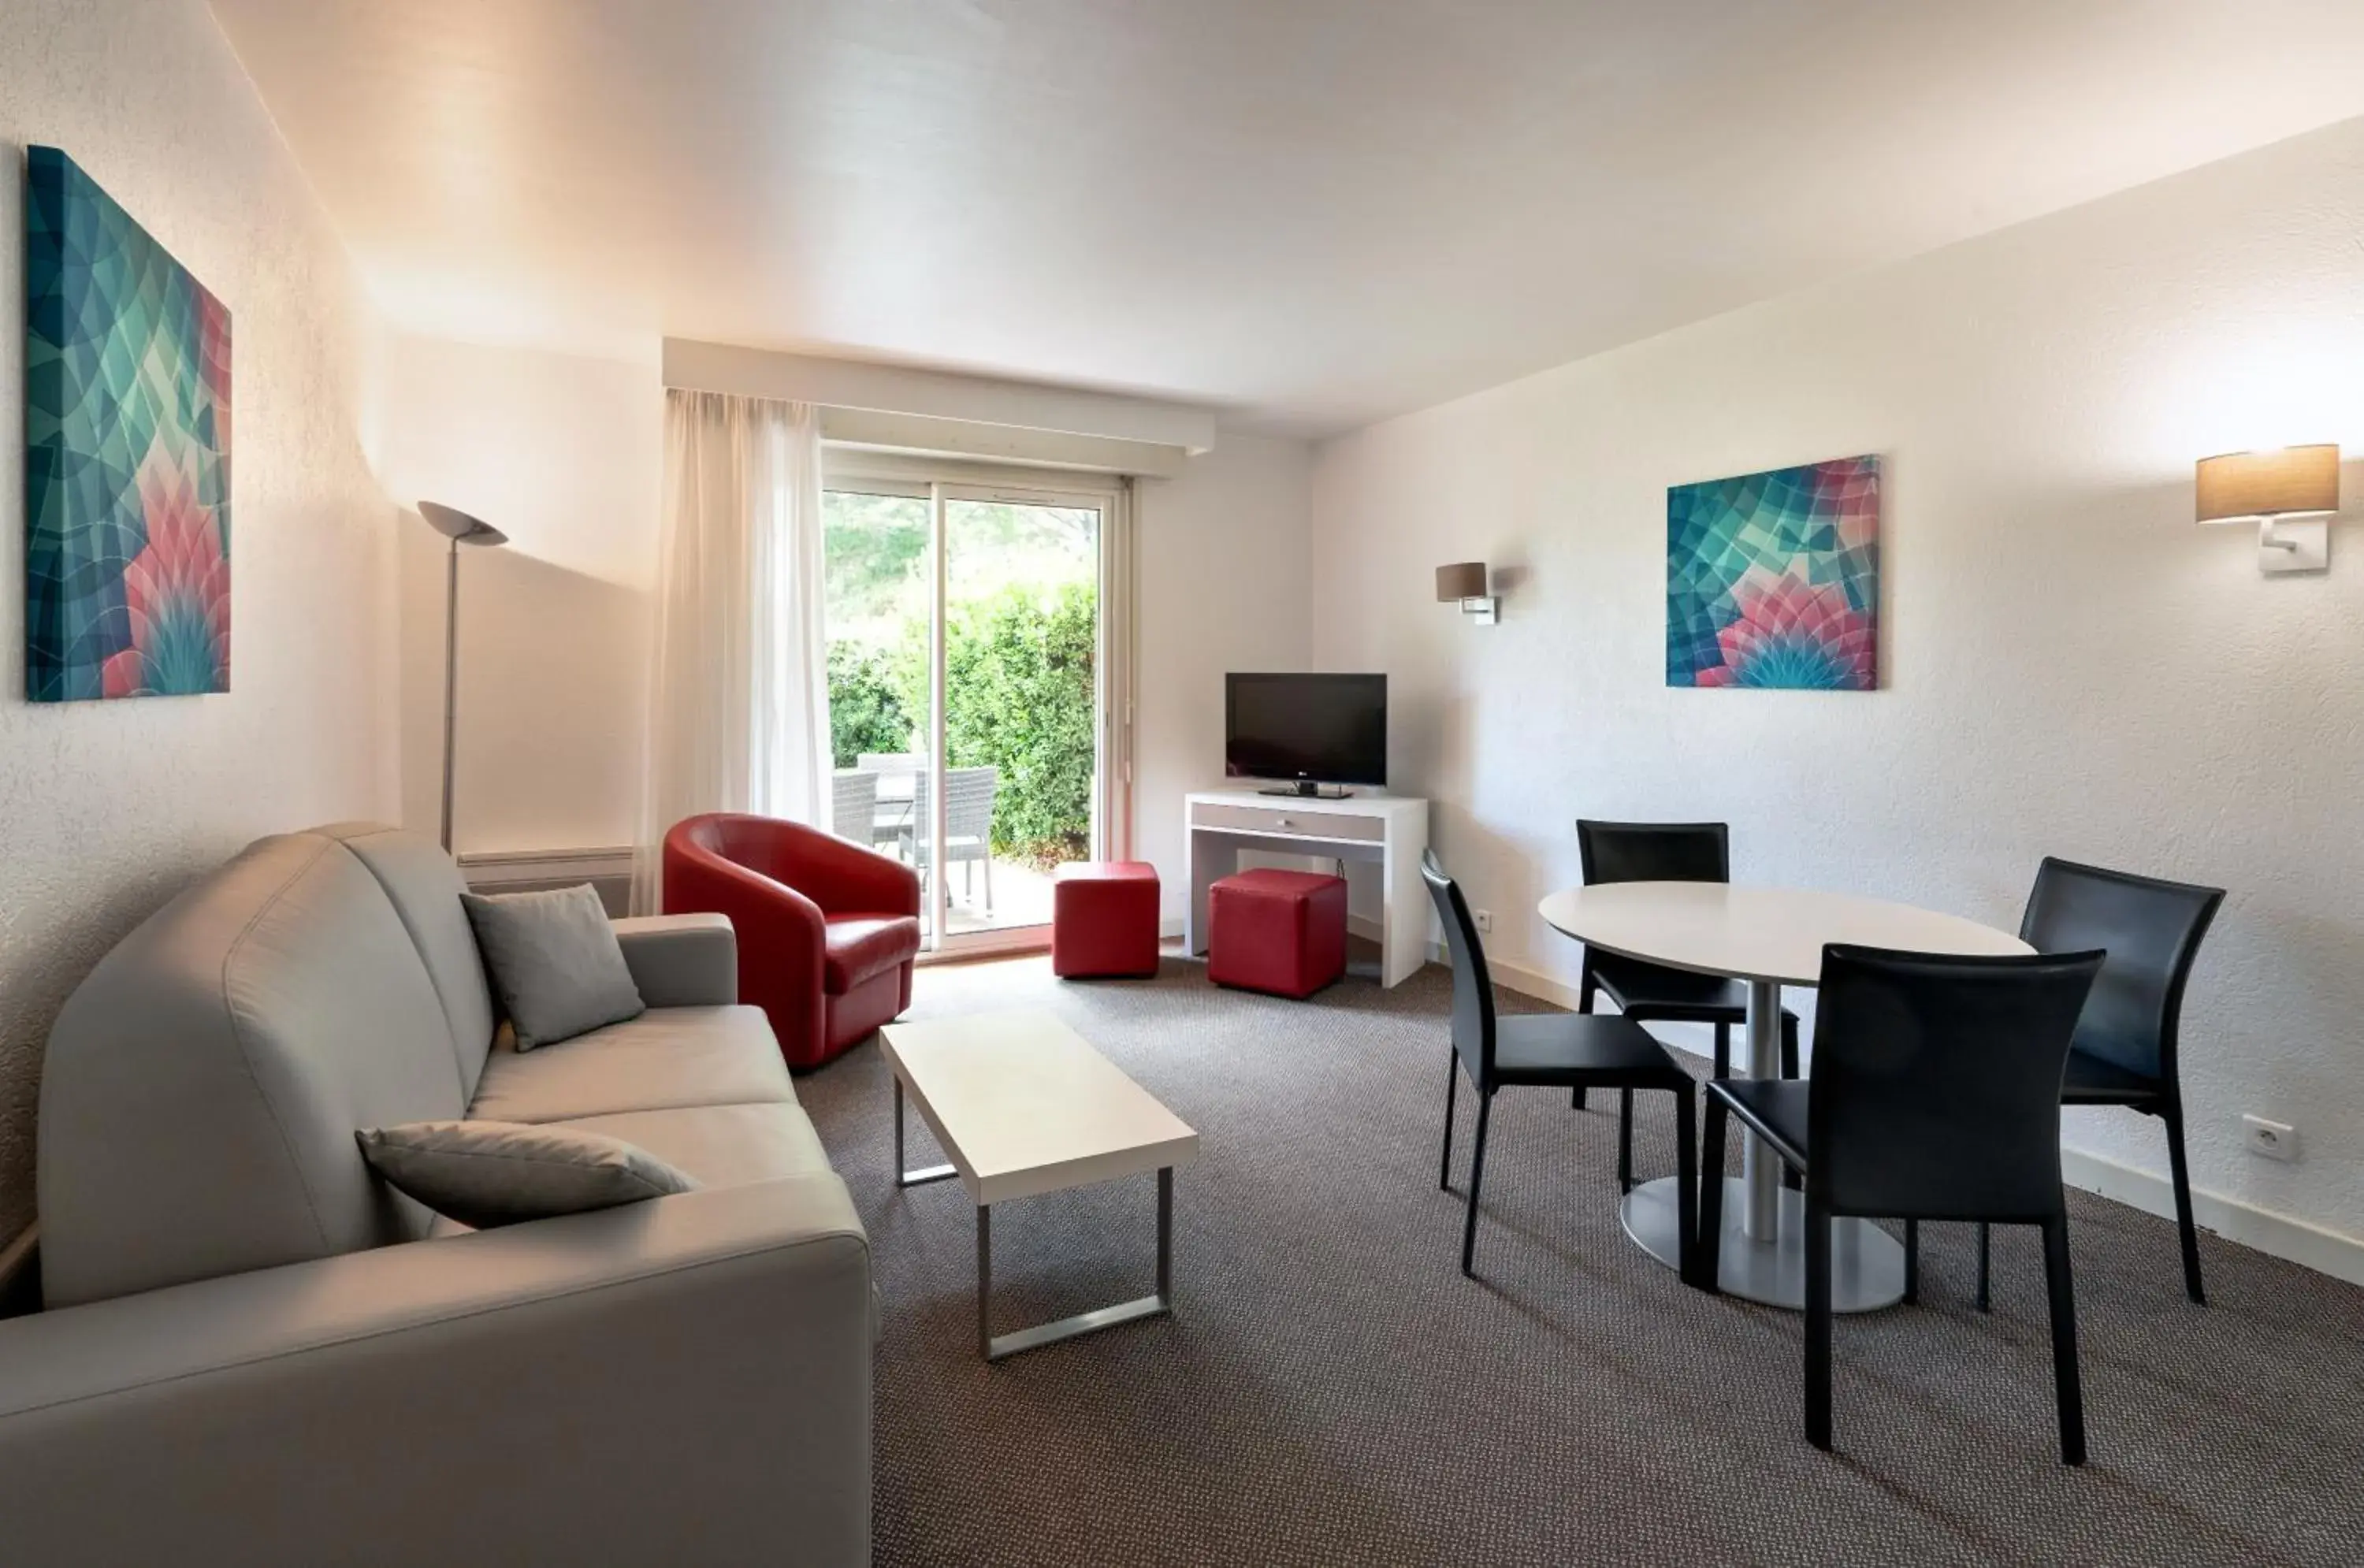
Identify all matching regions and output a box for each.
[794,952,2364,1567]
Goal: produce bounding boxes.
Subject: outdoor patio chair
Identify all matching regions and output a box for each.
[909,766,999,913]
[830,769,879,845]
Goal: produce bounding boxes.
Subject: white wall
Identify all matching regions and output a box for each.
[377,347,1310,902]
[0,1,399,1247]
[1310,117,2364,1255]
[1136,433,1316,919]
[381,335,661,856]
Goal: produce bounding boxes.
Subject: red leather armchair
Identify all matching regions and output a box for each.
[662,813,923,1070]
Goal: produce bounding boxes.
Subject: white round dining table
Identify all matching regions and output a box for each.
[1537,882,2030,1312]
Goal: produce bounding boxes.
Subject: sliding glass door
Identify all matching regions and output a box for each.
[820,483,937,941]
[823,470,1119,953]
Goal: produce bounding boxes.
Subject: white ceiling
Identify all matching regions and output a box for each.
[210,0,2364,437]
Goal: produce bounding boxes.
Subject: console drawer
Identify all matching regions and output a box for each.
[1191,802,1385,843]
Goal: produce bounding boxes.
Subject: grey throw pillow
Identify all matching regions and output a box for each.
[356,1120,698,1230]
[461,883,645,1049]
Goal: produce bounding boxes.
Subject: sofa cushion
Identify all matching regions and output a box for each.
[462,885,647,1050]
[466,1005,794,1124]
[551,1103,835,1189]
[422,1102,831,1238]
[358,1119,698,1230]
[823,915,920,994]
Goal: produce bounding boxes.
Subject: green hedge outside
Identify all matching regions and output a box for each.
[827,581,1096,864]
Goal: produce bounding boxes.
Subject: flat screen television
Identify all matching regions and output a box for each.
[1225,673,1387,796]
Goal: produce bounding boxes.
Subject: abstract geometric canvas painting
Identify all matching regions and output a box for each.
[24,145,231,701]
[1666,455,1879,690]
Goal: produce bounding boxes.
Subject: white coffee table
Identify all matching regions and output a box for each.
[1538,882,2029,1313]
[880,1009,1200,1360]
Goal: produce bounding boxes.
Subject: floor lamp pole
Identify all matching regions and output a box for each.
[440,535,460,853]
[416,503,509,857]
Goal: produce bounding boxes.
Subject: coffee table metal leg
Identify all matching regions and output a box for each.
[979,1166,1176,1362]
[1157,1165,1173,1301]
[977,1202,993,1358]
[894,1077,957,1188]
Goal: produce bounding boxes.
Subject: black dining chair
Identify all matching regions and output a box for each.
[1424,852,1701,1283]
[1697,943,2106,1463]
[1976,857,2225,1308]
[1572,820,1800,1184]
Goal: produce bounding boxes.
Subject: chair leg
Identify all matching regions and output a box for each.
[1673,1082,1701,1288]
[1461,1091,1493,1277]
[1439,1049,1459,1192]
[984,853,994,915]
[1697,1095,1729,1295]
[1573,976,1596,1109]
[1976,1221,1992,1313]
[1903,1219,1919,1306]
[1713,1022,1730,1079]
[2042,1214,2088,1466]
[2164,1103,2205,1306]
[1617,1088,1635,1193]
[1805,1198,1834,1451]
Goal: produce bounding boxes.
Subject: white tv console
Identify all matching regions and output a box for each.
[1183,789,1431,989]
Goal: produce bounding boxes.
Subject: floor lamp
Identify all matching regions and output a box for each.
[418,503,508,853]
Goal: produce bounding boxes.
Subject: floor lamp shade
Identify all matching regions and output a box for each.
[418,503,508,852]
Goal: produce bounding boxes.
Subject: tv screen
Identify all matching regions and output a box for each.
[1225,673,1387,788]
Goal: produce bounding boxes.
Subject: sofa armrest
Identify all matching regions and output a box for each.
[612,912,739,1006]
[0,1176,871,1566]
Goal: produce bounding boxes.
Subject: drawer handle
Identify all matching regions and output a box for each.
[1278,817,1294,827]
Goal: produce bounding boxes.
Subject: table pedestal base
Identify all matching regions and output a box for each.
[1620,1176,1906,1313]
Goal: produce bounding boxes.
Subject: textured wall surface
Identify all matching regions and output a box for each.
[372,334,1312,882]
[1310,117,2364,1244]
[1136,433,1316,920]
[0,1,398,1247]
[381,333,660,856]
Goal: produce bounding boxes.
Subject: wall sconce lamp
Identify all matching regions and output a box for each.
[2197,445,2340,574]
[1436,562,1500,624]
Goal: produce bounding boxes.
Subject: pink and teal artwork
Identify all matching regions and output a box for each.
[24,146,231,701]
[1667,455,1879,690]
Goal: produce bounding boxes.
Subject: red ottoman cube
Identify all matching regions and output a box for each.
[1052,861,1162,979]
[1207,869,1347,999]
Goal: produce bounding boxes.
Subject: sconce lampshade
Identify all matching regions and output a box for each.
[1435,562,1489,601]
[2195,446,2340,523]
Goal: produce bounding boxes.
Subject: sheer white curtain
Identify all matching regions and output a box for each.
[631,391,831,913]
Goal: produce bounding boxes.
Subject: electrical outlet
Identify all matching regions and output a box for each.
[1473,908,1493,933]
[2243,1113,2299,1163]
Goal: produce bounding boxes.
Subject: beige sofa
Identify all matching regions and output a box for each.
[0,823,872,1566]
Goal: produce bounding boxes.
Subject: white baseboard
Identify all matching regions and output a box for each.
[2059,1148,2364,1288]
